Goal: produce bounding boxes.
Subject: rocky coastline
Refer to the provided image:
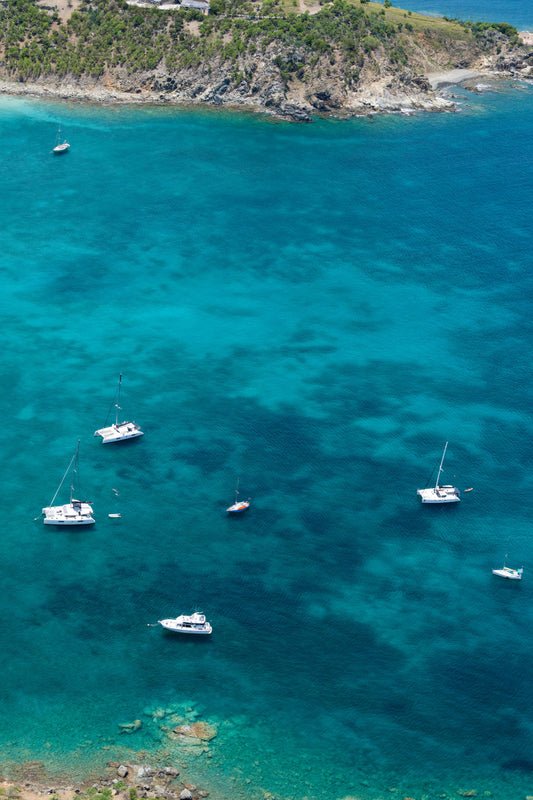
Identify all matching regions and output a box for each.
[0,715,220,800]
[0,42,532,121]
[0,759,214,800]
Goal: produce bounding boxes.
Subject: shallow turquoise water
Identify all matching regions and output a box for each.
[0,69,533,800]
[398,0,532,26]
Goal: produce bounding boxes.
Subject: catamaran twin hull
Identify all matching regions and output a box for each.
[94,422,144,443]
[417,486,460,504]
[42,501,95,525]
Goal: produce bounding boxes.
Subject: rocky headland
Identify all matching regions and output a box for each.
[0,0,532,120]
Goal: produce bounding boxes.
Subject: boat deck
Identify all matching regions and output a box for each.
[94,421,144,442]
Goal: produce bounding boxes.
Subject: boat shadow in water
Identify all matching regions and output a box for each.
[159,631,212,645]
[417,501,461,512]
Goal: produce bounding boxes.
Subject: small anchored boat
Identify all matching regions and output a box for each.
[417,442,460,504]
[52,124,70,154]
[492,556,523,581]
[42,440,95,526]
[158,612,212,634]
[95,373,144,443]
[226,477,250,513]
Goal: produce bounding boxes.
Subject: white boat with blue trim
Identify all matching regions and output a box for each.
[492,558,523,580]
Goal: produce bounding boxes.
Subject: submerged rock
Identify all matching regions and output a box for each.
[173,722,217,741]
[118,719,142,733]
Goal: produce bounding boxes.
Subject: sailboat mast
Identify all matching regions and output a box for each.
[435,441,448,489]
[115,373,122,426]
[70,439,80,503]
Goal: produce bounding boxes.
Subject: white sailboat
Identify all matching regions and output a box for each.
[226,477,250,513]
[417,441,460,504]
[492,556,523,580]
[94,373,144,443]
[42,440,95,526]
[52,124,70,154]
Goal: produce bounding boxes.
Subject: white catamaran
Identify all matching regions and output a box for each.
[417,441,460,504]
[42,440,95,526]
[94,373,144,443]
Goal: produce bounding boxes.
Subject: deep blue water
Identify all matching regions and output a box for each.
[0,3,533,797]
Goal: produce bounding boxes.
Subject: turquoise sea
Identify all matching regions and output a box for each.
[1,3,533,798]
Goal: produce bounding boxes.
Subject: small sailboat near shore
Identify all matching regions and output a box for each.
[492,555,523,580]
[52,124,70,154]
[42,440,95,526]
[417,441,460,504]
[226,478,250,513]
[94,373,144,443]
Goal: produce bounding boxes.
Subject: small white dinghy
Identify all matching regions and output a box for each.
[95,373,144,443]
[158,612,212,634]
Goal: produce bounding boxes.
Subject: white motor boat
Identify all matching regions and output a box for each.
[158,612,212,634]
[42,441,95,526]
[95,373,144,443]
[417,442,460,504]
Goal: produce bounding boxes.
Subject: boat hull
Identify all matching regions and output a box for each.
[158,615,212,634]
[53,144,70,154]
[42,501,95,525]
[492,568,522,580]
[417,486,460,504]
[226,501,250,513]
[95,422,144,443]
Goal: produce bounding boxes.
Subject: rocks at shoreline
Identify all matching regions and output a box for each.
[0,760,208,800]
[1,45,531,122]
[0,705,221,800]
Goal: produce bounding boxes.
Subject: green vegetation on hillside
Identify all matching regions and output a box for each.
[0,0,521,85]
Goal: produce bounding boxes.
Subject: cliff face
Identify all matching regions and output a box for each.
[84,35,533,119]
[1,0,532,119]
